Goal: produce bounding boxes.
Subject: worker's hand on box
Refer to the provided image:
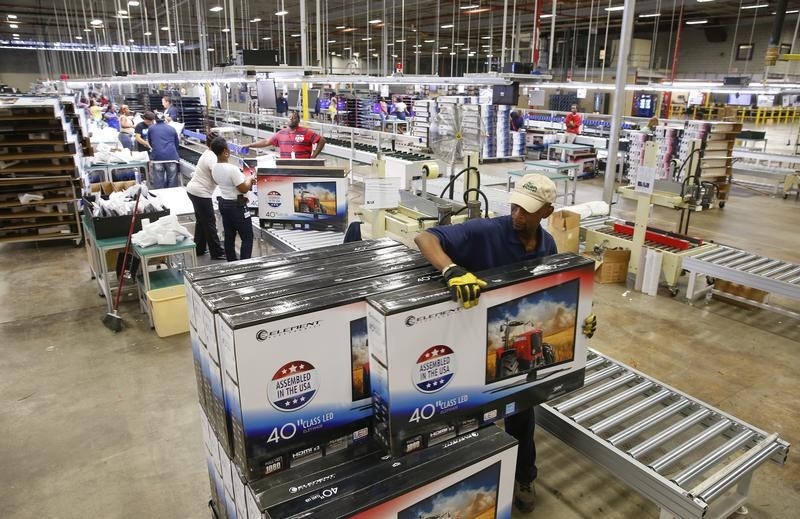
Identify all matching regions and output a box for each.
[443,265,488,309]
[582,312,597,338]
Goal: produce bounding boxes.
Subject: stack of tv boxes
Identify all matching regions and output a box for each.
[186,239,594,518]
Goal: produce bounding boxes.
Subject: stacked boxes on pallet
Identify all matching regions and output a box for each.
[653,126,682,180]
[189,245,594,518]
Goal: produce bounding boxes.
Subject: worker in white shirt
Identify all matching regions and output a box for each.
[210,138,254,261]
[186,136,225,260]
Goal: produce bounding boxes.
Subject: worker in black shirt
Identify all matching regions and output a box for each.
[133,111,156,152]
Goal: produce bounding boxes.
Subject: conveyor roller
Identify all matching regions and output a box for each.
[537,349,789,519]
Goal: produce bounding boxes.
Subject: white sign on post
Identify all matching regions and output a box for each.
[634,166,657,194]
[363,177,401,209]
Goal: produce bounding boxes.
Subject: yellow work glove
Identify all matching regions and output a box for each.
[583,312,597,338]
[443,265,488,309]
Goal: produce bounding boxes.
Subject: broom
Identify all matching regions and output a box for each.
[102,187,142,332]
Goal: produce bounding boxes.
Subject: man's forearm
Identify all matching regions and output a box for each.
[311,137,326,158]
[249,138,273,149]
[414,231,455,273]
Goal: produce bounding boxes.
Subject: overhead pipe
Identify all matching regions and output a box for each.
[548,0,557,70]
[766,0,789,65]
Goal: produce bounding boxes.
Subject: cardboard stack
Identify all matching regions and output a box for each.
[366,253,595,457]
[188,243,596,518]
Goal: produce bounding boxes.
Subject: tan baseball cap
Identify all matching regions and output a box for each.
[509,173,557,214]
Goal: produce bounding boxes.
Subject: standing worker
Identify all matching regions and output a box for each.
[162,96,179,122]
[245,111,325,159]
[276,92,289,117]
[414,173,596,513]
[118,105,135,150]
[133,111,155,152]
[563,103,582,144]
[211,138,254,261]
[186,136,226,260]
[147,115,181,189]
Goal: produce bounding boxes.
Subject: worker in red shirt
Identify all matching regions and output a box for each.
[563,104,582,144]
[245,111,326,159]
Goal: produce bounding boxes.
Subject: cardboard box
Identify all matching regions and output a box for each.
[257,167,348,231]
[191,247,428,362]
[244,425,517,519]
[184,238,401,283]
[713,279,769,306]
[214,267,441,481]
[548,209,581,254]
[585,248,631,284]
[367,253,594,456]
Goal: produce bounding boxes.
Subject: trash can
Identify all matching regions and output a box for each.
[147,285,189,337]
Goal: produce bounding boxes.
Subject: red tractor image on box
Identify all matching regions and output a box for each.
[298,190,325,216]
[495,319,556,379]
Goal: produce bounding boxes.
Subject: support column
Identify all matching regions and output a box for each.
[602,0,636,204]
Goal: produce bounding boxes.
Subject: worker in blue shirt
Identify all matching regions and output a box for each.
[276,92,289,117]
[147,117,181,189]
[415,173,596,513]
[162,96,179,122]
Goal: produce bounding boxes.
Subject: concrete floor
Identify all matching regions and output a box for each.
[1,128,799,518]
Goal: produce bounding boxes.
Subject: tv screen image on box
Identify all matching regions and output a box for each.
[293,181,337,216]
[396,461,501,519]
[485,279,579,384]
[350,317,371,401]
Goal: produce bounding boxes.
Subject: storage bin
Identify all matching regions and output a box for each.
[147,285,189,337]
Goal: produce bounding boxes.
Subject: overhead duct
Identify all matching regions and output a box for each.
[766,0,790,65]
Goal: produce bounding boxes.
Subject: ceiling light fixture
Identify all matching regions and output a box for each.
[465,8,491,13]
[440,46,449,49]
[9,23,18,28]
[786,9,799,13]
[291,33,300,37]
[210,6,223,12]
[178,39,184,43]
[12,33,18,36]
[143,31,151,36]
[362,37,372,41]
[128,1,140,6]
[424,39,435,43]
[90,19,103,25]
[327,39,336,43]
[262,37,271,40]
[686,19,708,24]
[117,10,127,15]
[7,14,17,19]
[75,36,82,40]
[83,28,91,32]
[741,3,768,9]
[396,39,406,42]
[460,4,480,8]
[540,14,554,19]
[342,27,356,32]
[441,24,454,29]
[696,0,714,3]
[275,10,288,16]
[221,28,230,32]
[639,13,661,18]
[250,18,261,22]
[453,42,464,46]
[368,19,381,24]
[605,6,625,11]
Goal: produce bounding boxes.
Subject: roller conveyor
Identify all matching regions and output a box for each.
[684,244,800,318]
[259,227,345,252]
[537,349,789,519]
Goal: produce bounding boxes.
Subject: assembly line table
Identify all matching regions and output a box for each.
[547,142,593,162]
[133,240,197,328]
[509,160,580,206]
[82,215,130,314]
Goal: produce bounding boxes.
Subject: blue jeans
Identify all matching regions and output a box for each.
[119,132,134,150]
[150,161,179,189]
[217,197,253,261]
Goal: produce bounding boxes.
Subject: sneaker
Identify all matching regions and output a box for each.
[513,480,536,513]
[211,254,227,261]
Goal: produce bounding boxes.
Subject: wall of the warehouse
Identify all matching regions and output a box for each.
[0,50,44,91]
[653,20,798,77]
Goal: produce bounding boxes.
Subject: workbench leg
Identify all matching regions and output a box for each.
[686,271,699,301]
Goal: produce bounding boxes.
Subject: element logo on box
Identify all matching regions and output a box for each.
[256,320,321,341]
[404,307,462,327]
[412,345,456,393]
[289,473,336,494]
[267,361,319,411]
[266,190,282,208]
